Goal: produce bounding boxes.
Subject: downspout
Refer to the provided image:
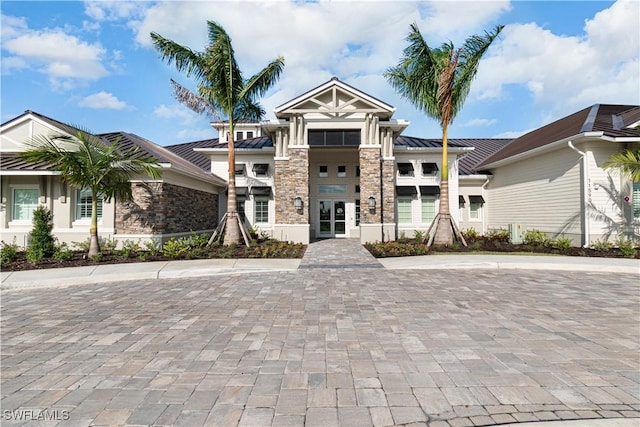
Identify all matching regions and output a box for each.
[567,141,590,248]
[481,176,491,234]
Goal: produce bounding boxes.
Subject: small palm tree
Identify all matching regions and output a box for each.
[386,23,503,246]
[151,21,284,245]
[603,148,640,182]
[19,128,161,257]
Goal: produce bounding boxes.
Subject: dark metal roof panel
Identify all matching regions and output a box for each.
[394,135,467,148]
[165,139,217,171]
[0,154,58,172]
[455,138,513,175]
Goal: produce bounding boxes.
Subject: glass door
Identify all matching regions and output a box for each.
[317,200,347,238]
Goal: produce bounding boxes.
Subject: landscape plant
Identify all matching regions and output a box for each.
[0,240,19,267]
[385,23,503,246]
[26,206,56,264]
[151,21,284,246]
[19,127,161,257]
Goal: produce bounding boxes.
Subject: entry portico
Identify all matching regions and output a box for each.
[198,77,469,244]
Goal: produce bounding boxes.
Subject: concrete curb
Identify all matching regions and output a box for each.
[503,418,640,426]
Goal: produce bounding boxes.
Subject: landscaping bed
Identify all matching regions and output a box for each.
[1,236,306,272]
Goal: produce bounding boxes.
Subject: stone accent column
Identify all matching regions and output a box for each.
[274,147,310,243]
[381,159,396,225]
[359,147,383,242]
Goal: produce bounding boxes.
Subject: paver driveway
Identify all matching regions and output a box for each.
[1,240,639,426]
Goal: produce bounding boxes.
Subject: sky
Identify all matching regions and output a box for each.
[1,0,639,147]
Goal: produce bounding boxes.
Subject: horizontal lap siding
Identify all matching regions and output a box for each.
[487,147,582,237]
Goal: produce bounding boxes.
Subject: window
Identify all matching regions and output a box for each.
[318,184,347,194]
[12,188,39,221]
[308,129,360,146]
[76,188,102,220]
[337,165,346,177]
[238,199,246,221]
[253,163,269,177]
[397,163,414,177]
[469,195,484,221]
[355,185,360,193]
[397,198,412,224]
[236,131,243,141]
[633,182,640,219]
[254,199,269,223]
[421,162,439,176]
[319,165,328,177]
[356,165,360,177]
[246,131,254,139]
[355,199,361,226]
[235,163,245,176]
[421,198,436,223]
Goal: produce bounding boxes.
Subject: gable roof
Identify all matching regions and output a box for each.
[98,132,225,184]
[274,77,395,119]
[455,139,513,175]
[479,104,640,168]
[165,139,216,171]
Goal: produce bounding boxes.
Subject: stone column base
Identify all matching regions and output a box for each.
[273,224,310,244]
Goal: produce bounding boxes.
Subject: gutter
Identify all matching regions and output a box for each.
[567,141,590,248]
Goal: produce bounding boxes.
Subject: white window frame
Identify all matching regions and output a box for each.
[254,198,269,224]
[75,188,103,222]
[633,182,640,220]
[469,201,482,221]
[421,197,436,224]
[397,198,413,224]
[11,187,40,223]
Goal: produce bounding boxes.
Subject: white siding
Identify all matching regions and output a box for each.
[486,146,583,239]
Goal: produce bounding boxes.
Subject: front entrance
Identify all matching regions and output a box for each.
[318,200,347,238]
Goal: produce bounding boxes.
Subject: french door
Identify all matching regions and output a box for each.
[318,199,347,238]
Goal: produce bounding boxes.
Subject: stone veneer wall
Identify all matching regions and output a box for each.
[116,182,218,235]
[381,159,395,224]
[274,147,309,224]
[359,147,382,224]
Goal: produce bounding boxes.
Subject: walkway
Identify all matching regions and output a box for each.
[1,239,639,426]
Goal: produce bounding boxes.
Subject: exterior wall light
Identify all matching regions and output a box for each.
[294,196,303,212]
[368,196,376,212]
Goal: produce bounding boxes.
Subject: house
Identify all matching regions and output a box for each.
[2,80,638,249]
[175,78,475,244]
[0,111,226,248]
[474,104,640,246]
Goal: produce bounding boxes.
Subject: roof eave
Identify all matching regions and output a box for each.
[394,146,474,153]
[158,163,226,187]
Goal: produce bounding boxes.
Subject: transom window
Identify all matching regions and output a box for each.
[308,129,361,146]
[397,163,414,177]
[12,188,39,221]
[254,199,269,223]
[253,163,269,177]
[76,188,102,220]
[318,184,347,194]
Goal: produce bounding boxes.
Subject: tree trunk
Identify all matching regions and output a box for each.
[223,123,241,245]
[88,190,101,257]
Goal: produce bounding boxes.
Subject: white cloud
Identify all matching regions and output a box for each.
[1,17,109,89]
[154,104,200,126]
[84,1,146,22]
[473,0,640,119]
[133,0,509,128]
[79,91,127,109]
[176,127,216,141]
[463,118,497,127]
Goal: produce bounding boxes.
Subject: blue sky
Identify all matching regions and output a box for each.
[2,0,638,146]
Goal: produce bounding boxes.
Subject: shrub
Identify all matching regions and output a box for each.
[73,236,117,253]
[162,238,190,258]
[0,240,18,266]
[413,230,428,243]
[616,237,637,258]
[485,228,509,243]
[552,237,573,250]
[27,206,55,263]
[117,239,141,259]
[365,241,429,258]
[143,239,161,256]
[522,229,549,246]
[53,242,75,261]
[462,227,481,243]
[591,239,614,252]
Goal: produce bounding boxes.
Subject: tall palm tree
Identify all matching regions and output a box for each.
[151,21,284,245]
[386,23,503,246]
[19,128,161,257]
[603,148,640,182]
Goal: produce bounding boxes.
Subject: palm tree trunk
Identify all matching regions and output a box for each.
[88,189,101,257]
[433,125,454,245]
[223,123,241,245]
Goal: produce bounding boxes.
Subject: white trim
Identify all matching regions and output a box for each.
[0,171,61,176]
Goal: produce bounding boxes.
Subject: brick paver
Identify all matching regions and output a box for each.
[1,239,638,426]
